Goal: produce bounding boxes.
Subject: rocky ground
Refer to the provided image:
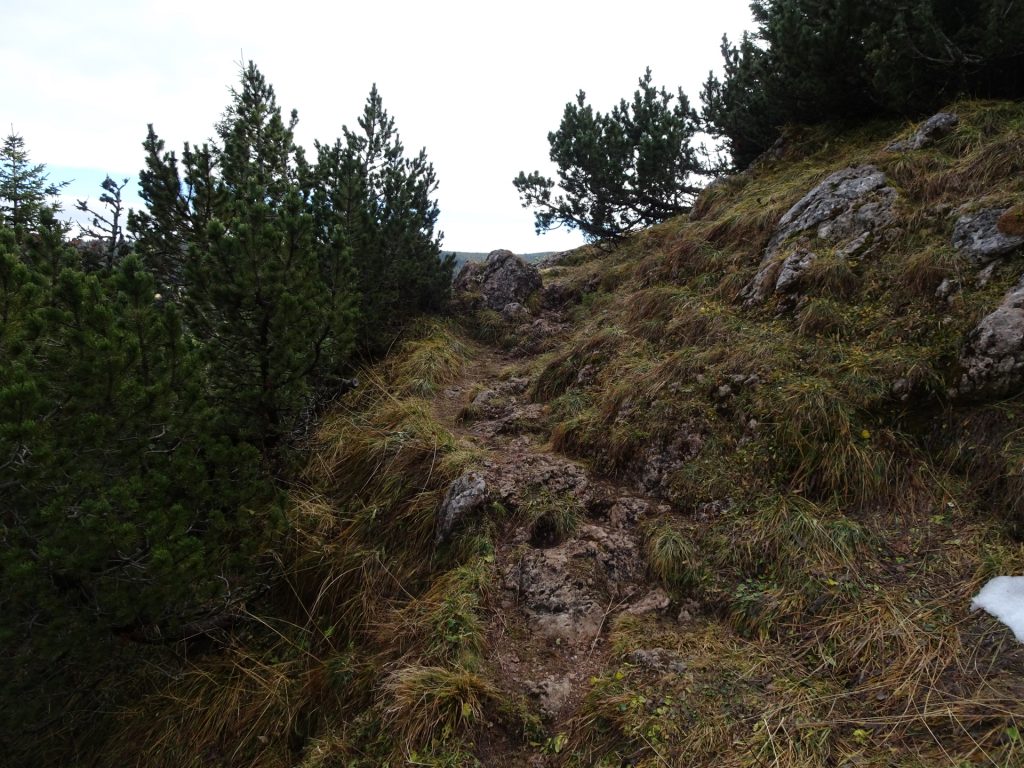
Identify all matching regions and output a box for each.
[437,256,681,761]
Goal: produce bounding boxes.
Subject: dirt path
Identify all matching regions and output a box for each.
[430,330,673,765]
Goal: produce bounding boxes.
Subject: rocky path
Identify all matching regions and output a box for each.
[431,331,674,763]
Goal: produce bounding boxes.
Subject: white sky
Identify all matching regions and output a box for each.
[0,0,754,253]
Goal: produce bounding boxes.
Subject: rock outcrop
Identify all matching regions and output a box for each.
[742,165,896,304]
[957,275,1024,399]
[952,208,1024,265]
[453,249,543,311]
[887,112,959,151]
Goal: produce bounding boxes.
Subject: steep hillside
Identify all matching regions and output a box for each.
[95,102,1024,768]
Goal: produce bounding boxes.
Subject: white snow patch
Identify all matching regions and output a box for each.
[970,576,1024,642]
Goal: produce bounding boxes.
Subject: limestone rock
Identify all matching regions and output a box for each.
[636,426,704,496]
[506,524,643,645]
[742,165,895,305]
[957,275,1024,399]
[530,677,572,717]
[770,165,891,252]
[952,208,1024,265]
[487,451,590,509]
[435,472,487,544]
[887,112,959,151]
[606,497,661,528]
[453,249,543,311]
[773,248,818,294]
[625,588,672,616]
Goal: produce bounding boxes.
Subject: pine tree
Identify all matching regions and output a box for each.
[0,132,67,241]
[514,69,709,242]
[702,0,1024,169]
[75,175,131,271]
[331,85,450,350]
[133,62,358,450]
[0,131,279,753]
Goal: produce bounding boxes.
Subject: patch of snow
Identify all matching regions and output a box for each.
[970,576,1024,642]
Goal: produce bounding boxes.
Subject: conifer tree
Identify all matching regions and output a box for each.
[702,0,1024,169]
[75,175,131,271]
[514,69,708,242]
[0,132,66,241]
[1,134,278,753]
[323,85,450,351]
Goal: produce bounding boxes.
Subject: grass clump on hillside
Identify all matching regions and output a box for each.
[644,522,704,593]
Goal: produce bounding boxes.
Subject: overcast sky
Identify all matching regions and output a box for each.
[1,0,754,253]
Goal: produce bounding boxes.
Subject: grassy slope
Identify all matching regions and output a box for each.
[96,102,1024,767]
[529,100,1024,767]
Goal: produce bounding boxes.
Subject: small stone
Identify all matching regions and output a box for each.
[935,277,960,300]
[435,472,487,544]
[626,588,671,616]
[976,261,999,289]
[891,378,911,402]
[531,677,573,717]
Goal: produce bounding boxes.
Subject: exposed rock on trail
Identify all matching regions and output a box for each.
[436,471,488,544]
[453,249,543,311]
[427,288,681,751]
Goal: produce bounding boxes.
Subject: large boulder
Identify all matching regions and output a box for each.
[887,112,959,152]
[957,275,1024,399]
[952,208,1024,265]
[742,165,896,304]
[453,249,542,311]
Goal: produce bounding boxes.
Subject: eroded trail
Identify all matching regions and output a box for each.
[430,330,677,763]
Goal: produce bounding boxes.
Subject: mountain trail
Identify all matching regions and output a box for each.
[430,315,678,763]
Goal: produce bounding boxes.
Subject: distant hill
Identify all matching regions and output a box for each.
[445,250,556,271]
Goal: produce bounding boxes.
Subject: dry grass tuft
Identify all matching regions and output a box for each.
[377,559,491,669]
[796,297,849,337]
[766,378,897,504]
[380,664,499,755]
[644,522,703,592]
[391,322,468,397]
[103,647,371,768]
[799,256,861,300]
